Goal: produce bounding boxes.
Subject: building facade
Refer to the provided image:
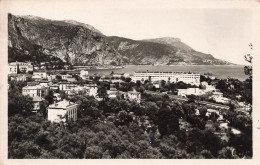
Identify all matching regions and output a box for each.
[33,71,47,80]
[8,62,33,74]
[132,71,200,86]
[22,85,49,98]
[47,100,78,123]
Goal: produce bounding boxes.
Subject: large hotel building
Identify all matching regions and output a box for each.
[132,71,200,86]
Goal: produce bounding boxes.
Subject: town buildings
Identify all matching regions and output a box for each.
[211,91,231,104]
[200,81,216,92]
[32,96,45,112]
[177,88,205,97]
[80,70,89,80]
[127,89,141,103]
[33,71,47,80]
[22,85,49,98]
[87,84,98,97]
[47,100,78,123]
[8,61,33,74]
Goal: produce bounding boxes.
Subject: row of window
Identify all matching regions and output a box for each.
[67,108,77,119]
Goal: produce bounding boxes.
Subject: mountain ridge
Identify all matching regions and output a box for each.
[8,13,234,66]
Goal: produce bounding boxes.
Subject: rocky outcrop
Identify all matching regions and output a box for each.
[108,36,233,65]
[8,14,122,66]
[8,13,233,66]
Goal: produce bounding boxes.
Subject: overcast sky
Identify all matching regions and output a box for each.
[5,0,256,65]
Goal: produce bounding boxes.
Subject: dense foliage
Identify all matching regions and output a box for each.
[8,81,252,159]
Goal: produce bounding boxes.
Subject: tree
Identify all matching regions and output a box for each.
[160,80,166,88]
[117,110,133,126]
[157,109,179,136]
[8,90,34,117]
[218,147,237,159]
[125,77,131,83]
[97,85,108,101]
[56,75,62,81]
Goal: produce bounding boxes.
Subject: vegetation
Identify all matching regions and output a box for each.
[9,80,250,159]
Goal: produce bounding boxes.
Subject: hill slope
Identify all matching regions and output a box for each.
[108,36,232,65]
[8,14,122,66]
[8,14,233,66]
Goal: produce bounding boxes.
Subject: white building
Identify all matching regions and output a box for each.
[9,74,31,82]
[127,90,141,103]
[33,71,47,80]
[178,88,204,97]
[87,84,98,97]
[47,100,78,123]
[8,61,33,74]
[153,81,160,89]
[47,74,57,81]
[8,64,18,74]
[22,85,49,98]
[211,91,231,104]
[60,74,76,82]
[201,81,216,92]
[80,70,89,80]
[32,96,45,112]
[132,71,200,86]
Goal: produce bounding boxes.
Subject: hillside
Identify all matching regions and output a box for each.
[108,36,232,65]
[8,14,122,66]
[8,13,233,66]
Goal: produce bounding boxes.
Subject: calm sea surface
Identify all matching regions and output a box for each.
[88,65,248,81]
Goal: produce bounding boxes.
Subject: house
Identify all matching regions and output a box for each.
[87,84,98,97]
[200,81,216,92]
[53,93,62,101]
[9,74,31,82]
[153,81,160,89]
[22,85,49,98]
[70,85,87,95]
[205,109,220,118]
[214,97,231,104]
[47,74,57,81]
[39,80,49,87]
[59,82,71,91]
[47,100,78,123]
[32,96,45,112]
[80,70,89,80]
[107,84,118,98]
[123,73,130,78]
[8,63,18,74]
[127,89,141,103]
[49,83,60,92]
[212,91,223,97]
[33,71,47,80]
[8,61,33,74]
[178,88,204,97]
[27,81,40,86]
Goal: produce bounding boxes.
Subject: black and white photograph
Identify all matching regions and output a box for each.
[1,0,260,163]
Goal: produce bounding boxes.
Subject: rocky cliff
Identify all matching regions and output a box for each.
[108,36,232,65]
[8,13,233,66]
[8,14,122,66]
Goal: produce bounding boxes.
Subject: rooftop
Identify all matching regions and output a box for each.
[23,85,44,90]
[134,71,199,74]
[32,96,45,102]
[48,100,77,109]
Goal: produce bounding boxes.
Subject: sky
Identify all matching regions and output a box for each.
[3,0,257,65]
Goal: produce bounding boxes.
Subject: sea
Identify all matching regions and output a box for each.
[88,65,248,81]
